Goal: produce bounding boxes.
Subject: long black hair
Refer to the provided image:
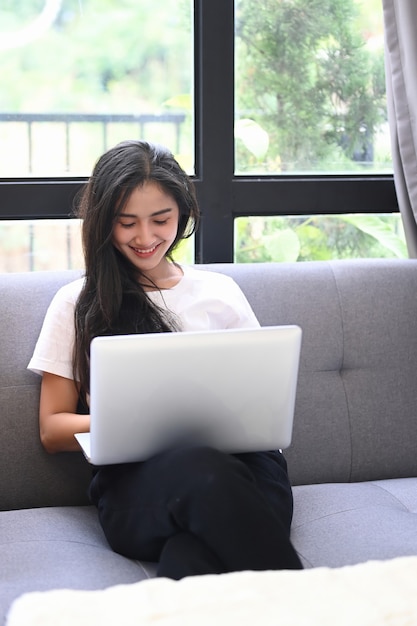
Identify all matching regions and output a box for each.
[73,140,200,406]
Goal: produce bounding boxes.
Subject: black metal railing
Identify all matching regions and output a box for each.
[0,112,186,173]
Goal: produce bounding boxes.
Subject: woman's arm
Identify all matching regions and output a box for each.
[39,372,90,454]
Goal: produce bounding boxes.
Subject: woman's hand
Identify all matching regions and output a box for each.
[39,372,90,453]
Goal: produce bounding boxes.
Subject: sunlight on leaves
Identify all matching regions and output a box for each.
[235,119,269,160]
[340,214,407,258]
[263,229,300,262]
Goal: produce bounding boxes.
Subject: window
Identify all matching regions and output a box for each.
[0,0,193,176]
[0,0,401,271]
[0,0,193,271]
[233,0,404,262]
[235,0,390,175]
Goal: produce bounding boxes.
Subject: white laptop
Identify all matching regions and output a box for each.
[75,325,302,465]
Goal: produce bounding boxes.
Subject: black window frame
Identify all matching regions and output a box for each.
[0,0,398,264]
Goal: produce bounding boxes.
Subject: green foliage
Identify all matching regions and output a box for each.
[235,215,407,263]
[0,0,192,113]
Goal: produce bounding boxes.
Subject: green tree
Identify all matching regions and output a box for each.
[235,0,386,172]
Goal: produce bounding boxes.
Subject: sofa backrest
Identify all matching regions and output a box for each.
[1,270,89,511]
[1,259,417,510]
[214,259,417,486]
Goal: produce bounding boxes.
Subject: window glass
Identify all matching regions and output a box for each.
[0,219,83,272]
[235,0,390,175]
[0,0,193,176]
[234,214,406,262]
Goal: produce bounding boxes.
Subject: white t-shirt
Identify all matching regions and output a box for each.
[28,266,260,381]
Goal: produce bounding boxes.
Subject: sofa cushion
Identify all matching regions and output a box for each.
[0,505,151,618]
[292,477,417,568]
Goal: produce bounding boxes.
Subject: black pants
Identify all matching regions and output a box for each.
[89,446,302,579]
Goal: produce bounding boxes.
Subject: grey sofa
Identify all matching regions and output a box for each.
[2,259,417,622]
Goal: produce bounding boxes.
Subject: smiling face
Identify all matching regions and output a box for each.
[112,181,181,287]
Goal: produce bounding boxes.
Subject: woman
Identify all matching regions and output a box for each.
[28,140,302,578]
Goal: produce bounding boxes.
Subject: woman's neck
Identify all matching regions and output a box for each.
[140,261,183,291]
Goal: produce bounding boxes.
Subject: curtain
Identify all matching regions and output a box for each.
[383,0,417,257]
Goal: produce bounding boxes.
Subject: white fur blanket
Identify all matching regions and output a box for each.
[7,557,417,626]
